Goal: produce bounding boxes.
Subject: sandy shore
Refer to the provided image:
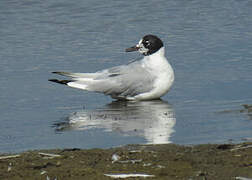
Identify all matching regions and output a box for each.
[0,142,251,180]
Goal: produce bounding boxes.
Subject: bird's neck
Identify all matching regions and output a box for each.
[145,47,165,59]
[144,47,166,62]
[142,47,171,71]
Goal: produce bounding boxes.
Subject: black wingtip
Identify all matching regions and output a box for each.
[48,79,72,85]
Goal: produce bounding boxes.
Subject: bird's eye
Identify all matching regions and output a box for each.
[144,40,150,47]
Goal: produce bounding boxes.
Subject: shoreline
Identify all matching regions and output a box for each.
[1,142,251,179]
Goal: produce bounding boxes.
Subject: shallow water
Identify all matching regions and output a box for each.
[0,0,252,153]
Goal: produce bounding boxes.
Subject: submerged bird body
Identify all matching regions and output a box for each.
[49,35,174,101]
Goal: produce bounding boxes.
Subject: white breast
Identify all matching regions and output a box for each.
[132,47,174,100]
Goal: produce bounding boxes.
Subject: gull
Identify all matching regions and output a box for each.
[49,34,174,101]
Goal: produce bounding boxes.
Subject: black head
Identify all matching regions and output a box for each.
[125,34,164,56]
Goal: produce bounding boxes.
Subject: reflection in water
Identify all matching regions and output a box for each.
[218,104,252,120]
[242,105,252,120]
[55,100,176,144]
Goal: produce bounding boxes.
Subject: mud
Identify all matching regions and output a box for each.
[0,143,251,180]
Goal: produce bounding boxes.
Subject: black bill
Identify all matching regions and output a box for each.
[125,46,140,52]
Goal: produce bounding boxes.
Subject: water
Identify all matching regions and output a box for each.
[0,0,252,153]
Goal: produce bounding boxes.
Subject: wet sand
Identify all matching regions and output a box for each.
[0,142,251,180]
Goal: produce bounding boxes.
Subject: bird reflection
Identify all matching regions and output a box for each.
[54,100,176,144]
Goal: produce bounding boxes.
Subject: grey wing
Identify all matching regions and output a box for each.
[89,61,156,98]
[52,71,101,79]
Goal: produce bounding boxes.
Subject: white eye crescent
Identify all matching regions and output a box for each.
[145,40,151,47]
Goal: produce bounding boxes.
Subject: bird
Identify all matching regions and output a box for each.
[49,34,174,101]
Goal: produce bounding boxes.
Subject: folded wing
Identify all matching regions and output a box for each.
[51,61,155,99]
